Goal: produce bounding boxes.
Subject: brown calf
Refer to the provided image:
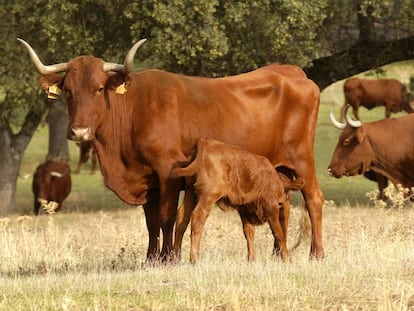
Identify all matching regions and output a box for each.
[171,138,304,263]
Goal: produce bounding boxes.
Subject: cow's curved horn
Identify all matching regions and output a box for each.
[344,105,362,128]
[50,171,63,178]
[329,111,346,129]
[103,38,147,74]
[17,38,68,75]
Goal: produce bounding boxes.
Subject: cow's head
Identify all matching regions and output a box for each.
[18,38,146,142]
[33,163,69,200]
[327,106,374,178]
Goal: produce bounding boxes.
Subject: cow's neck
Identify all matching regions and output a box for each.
[367,121,414,187]
[91,94,150,205]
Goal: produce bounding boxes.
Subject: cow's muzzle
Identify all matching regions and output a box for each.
[327,167,342,178]
[70,127,92,142]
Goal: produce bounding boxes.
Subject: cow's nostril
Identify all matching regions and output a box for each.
[71,127,90,140]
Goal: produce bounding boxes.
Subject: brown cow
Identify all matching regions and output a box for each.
[75,141,98,174]
[18,38,324,262]
[339,78,414,122]
[171,138,304,263]
[32,160,71,215]
[329,106,414,197]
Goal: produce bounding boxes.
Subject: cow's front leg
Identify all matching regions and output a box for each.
[273,199,290,257]
[352,106,361,121]
[143,189,161,263]
[159,178,181,262]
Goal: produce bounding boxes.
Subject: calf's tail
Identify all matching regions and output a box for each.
[170,144,201,178]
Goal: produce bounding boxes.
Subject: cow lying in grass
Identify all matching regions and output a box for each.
[171,138,304,263]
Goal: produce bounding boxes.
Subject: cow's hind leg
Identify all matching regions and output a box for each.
[300,174,324,259]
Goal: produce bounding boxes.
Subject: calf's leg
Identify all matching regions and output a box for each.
[190,195,217,264]
[240,215,256,262]
[174,185,197,261]
[273,200,290,257]
[267,207,288,261]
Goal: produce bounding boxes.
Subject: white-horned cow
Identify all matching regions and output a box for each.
[19,38,324,261]
[329,105,414,199]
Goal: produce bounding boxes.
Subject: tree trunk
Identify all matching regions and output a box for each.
[0,125,20,216]
[0,106,43,216]
[45,99,70,162]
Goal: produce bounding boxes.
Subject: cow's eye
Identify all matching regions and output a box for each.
[65,89,72,99]
[343,138,351,146]
[97,86,104,94]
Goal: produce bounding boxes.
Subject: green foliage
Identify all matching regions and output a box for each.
[0,0,134,126]
[126,0,328,75]
[127,0,229,75]
[220,0,327,72]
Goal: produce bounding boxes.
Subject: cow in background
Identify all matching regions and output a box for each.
[171,138,305,263]
[329,106,414,199]
[75,141,98,174]
[32,160,71,215]
[339,78,414,122]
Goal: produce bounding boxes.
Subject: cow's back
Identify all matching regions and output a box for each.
[128,64,320,167]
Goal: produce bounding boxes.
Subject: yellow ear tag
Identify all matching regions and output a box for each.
[47,84,61,100]
[115,82,127,94]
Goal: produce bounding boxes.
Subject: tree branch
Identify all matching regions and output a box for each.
[304,36,414,90]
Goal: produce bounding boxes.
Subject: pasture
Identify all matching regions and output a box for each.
[1,61,414,309]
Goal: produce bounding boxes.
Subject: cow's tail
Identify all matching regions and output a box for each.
[288,197,311,253]
[170,141,202,178]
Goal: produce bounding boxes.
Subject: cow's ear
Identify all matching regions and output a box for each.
[287,178,305,192]
[106,73,128,94]
[356,126,366,143]
[343,132,356,146]
[39,74,64,99]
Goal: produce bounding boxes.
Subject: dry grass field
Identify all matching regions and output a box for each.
[1,60,414,310]
[1,204,414,310]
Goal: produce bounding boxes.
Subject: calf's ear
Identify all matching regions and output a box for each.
[284,178,305,192]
